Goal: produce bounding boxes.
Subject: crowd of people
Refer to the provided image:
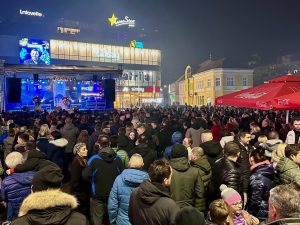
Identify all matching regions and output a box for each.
[0,105,299,225]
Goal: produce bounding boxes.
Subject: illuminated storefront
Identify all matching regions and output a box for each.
[50,40,161,108]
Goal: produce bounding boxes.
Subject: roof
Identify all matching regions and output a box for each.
[196,58,252,73]
[3,64,122,75]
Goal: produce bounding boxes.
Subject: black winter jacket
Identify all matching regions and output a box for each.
[215,157,243,197]
[13,150,58,173]
[129,143,156,171]
[128,180,179,225]
[248,162,275,221]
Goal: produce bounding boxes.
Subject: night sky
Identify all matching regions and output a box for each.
[1,0,300,84]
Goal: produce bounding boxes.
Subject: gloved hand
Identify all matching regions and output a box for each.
[243,192,248,209]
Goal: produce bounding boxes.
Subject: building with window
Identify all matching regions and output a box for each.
[169,58,253,106]
[193,59,253,106]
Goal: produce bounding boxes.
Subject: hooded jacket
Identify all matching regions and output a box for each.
[276,157,300,186]
[200,140,223,166]
[248,162,275,221]
[262,139,283,158]
[185,126,204,148]
[11,189,88,225]
[190,155,212,189]
[130,143,156,171]
[128,180,179,225]
[36,137,51,156]
[108,168,149,225]
[170,157,205,211]
[82,147,124,200]
[164,131,183,160]
[2,171,36,218]
[13,149,58,173]
[47,138,68,169]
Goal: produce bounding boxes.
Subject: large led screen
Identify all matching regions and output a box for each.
[19,38,51,65]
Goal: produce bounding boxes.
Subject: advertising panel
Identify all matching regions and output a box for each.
[19,38,51,65]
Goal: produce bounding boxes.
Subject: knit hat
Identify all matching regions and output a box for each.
[175,206,206,225]
[220,184,241,205]
[5,152,24,168]
[171,143,188,158]
[73,142,86,155]
[31,165,64,192]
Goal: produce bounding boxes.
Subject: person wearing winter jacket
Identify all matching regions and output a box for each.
[6,140,58,175]
[2,152,35,219]
[63,143,90,217]
[261,131,283,159]
[3,128,15,159]
[108,154,149,225]
[200,130,223,166]
[186,118,205,147]
[285,118,300,144]
[169,144,205,211]
[82,135,124,225]
[190,146,212,211]
[214,142,243,201]
[36,124,52,155]
[128,159,179,225]
[11,165,88,225]
[248,147,275,221]
[275,144,300,185]
[129,134,156,171]
[47,130,68,170]
[164,131,183,160]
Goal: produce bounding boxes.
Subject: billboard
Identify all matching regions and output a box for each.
[19,38,51,65]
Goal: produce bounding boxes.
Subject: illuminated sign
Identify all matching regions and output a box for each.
[108,13,135,28]
[19,9,43,17]
[121,70,160,87]
[117,86,160,93]
[57,27,80,35]
[130,40,144,48]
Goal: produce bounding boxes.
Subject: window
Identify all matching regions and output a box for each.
[200,80,204,89]
[226,77,234,86]
[215,77,221,86]
[243,77,248,86]
[207,79,211,87]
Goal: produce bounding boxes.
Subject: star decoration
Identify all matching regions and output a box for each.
[108,13,117,26]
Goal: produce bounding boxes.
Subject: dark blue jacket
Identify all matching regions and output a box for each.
[1,171,36,218]
[47,138,68,170]
[108,169,149,225]
[36,137,51,155]
[83,147,124,200]
[248,162,275,221]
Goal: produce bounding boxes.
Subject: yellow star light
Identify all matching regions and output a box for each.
[108,13,117,26]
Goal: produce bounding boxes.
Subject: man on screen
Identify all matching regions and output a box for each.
[24,49,45,65]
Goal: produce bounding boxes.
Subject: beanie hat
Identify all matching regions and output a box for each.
[73,142,86,155]
[220,184,241,205]
[175,206,206,225]
[171,143,188,158]
[5,152,24,168]
[118,135,129,148]
[31,165,64,192]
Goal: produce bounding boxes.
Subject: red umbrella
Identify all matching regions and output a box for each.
[215,75,300,110]
[274,91,300,110]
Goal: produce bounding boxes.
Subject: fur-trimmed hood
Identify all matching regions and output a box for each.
[49,138,68,147]
[19,189,78,217]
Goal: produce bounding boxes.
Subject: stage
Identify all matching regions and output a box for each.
[3,64,121,111]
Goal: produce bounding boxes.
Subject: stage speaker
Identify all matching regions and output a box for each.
[7,78,21,103]
[93,75,97,82]
[104,79,115,102]
[33,74,39,82]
